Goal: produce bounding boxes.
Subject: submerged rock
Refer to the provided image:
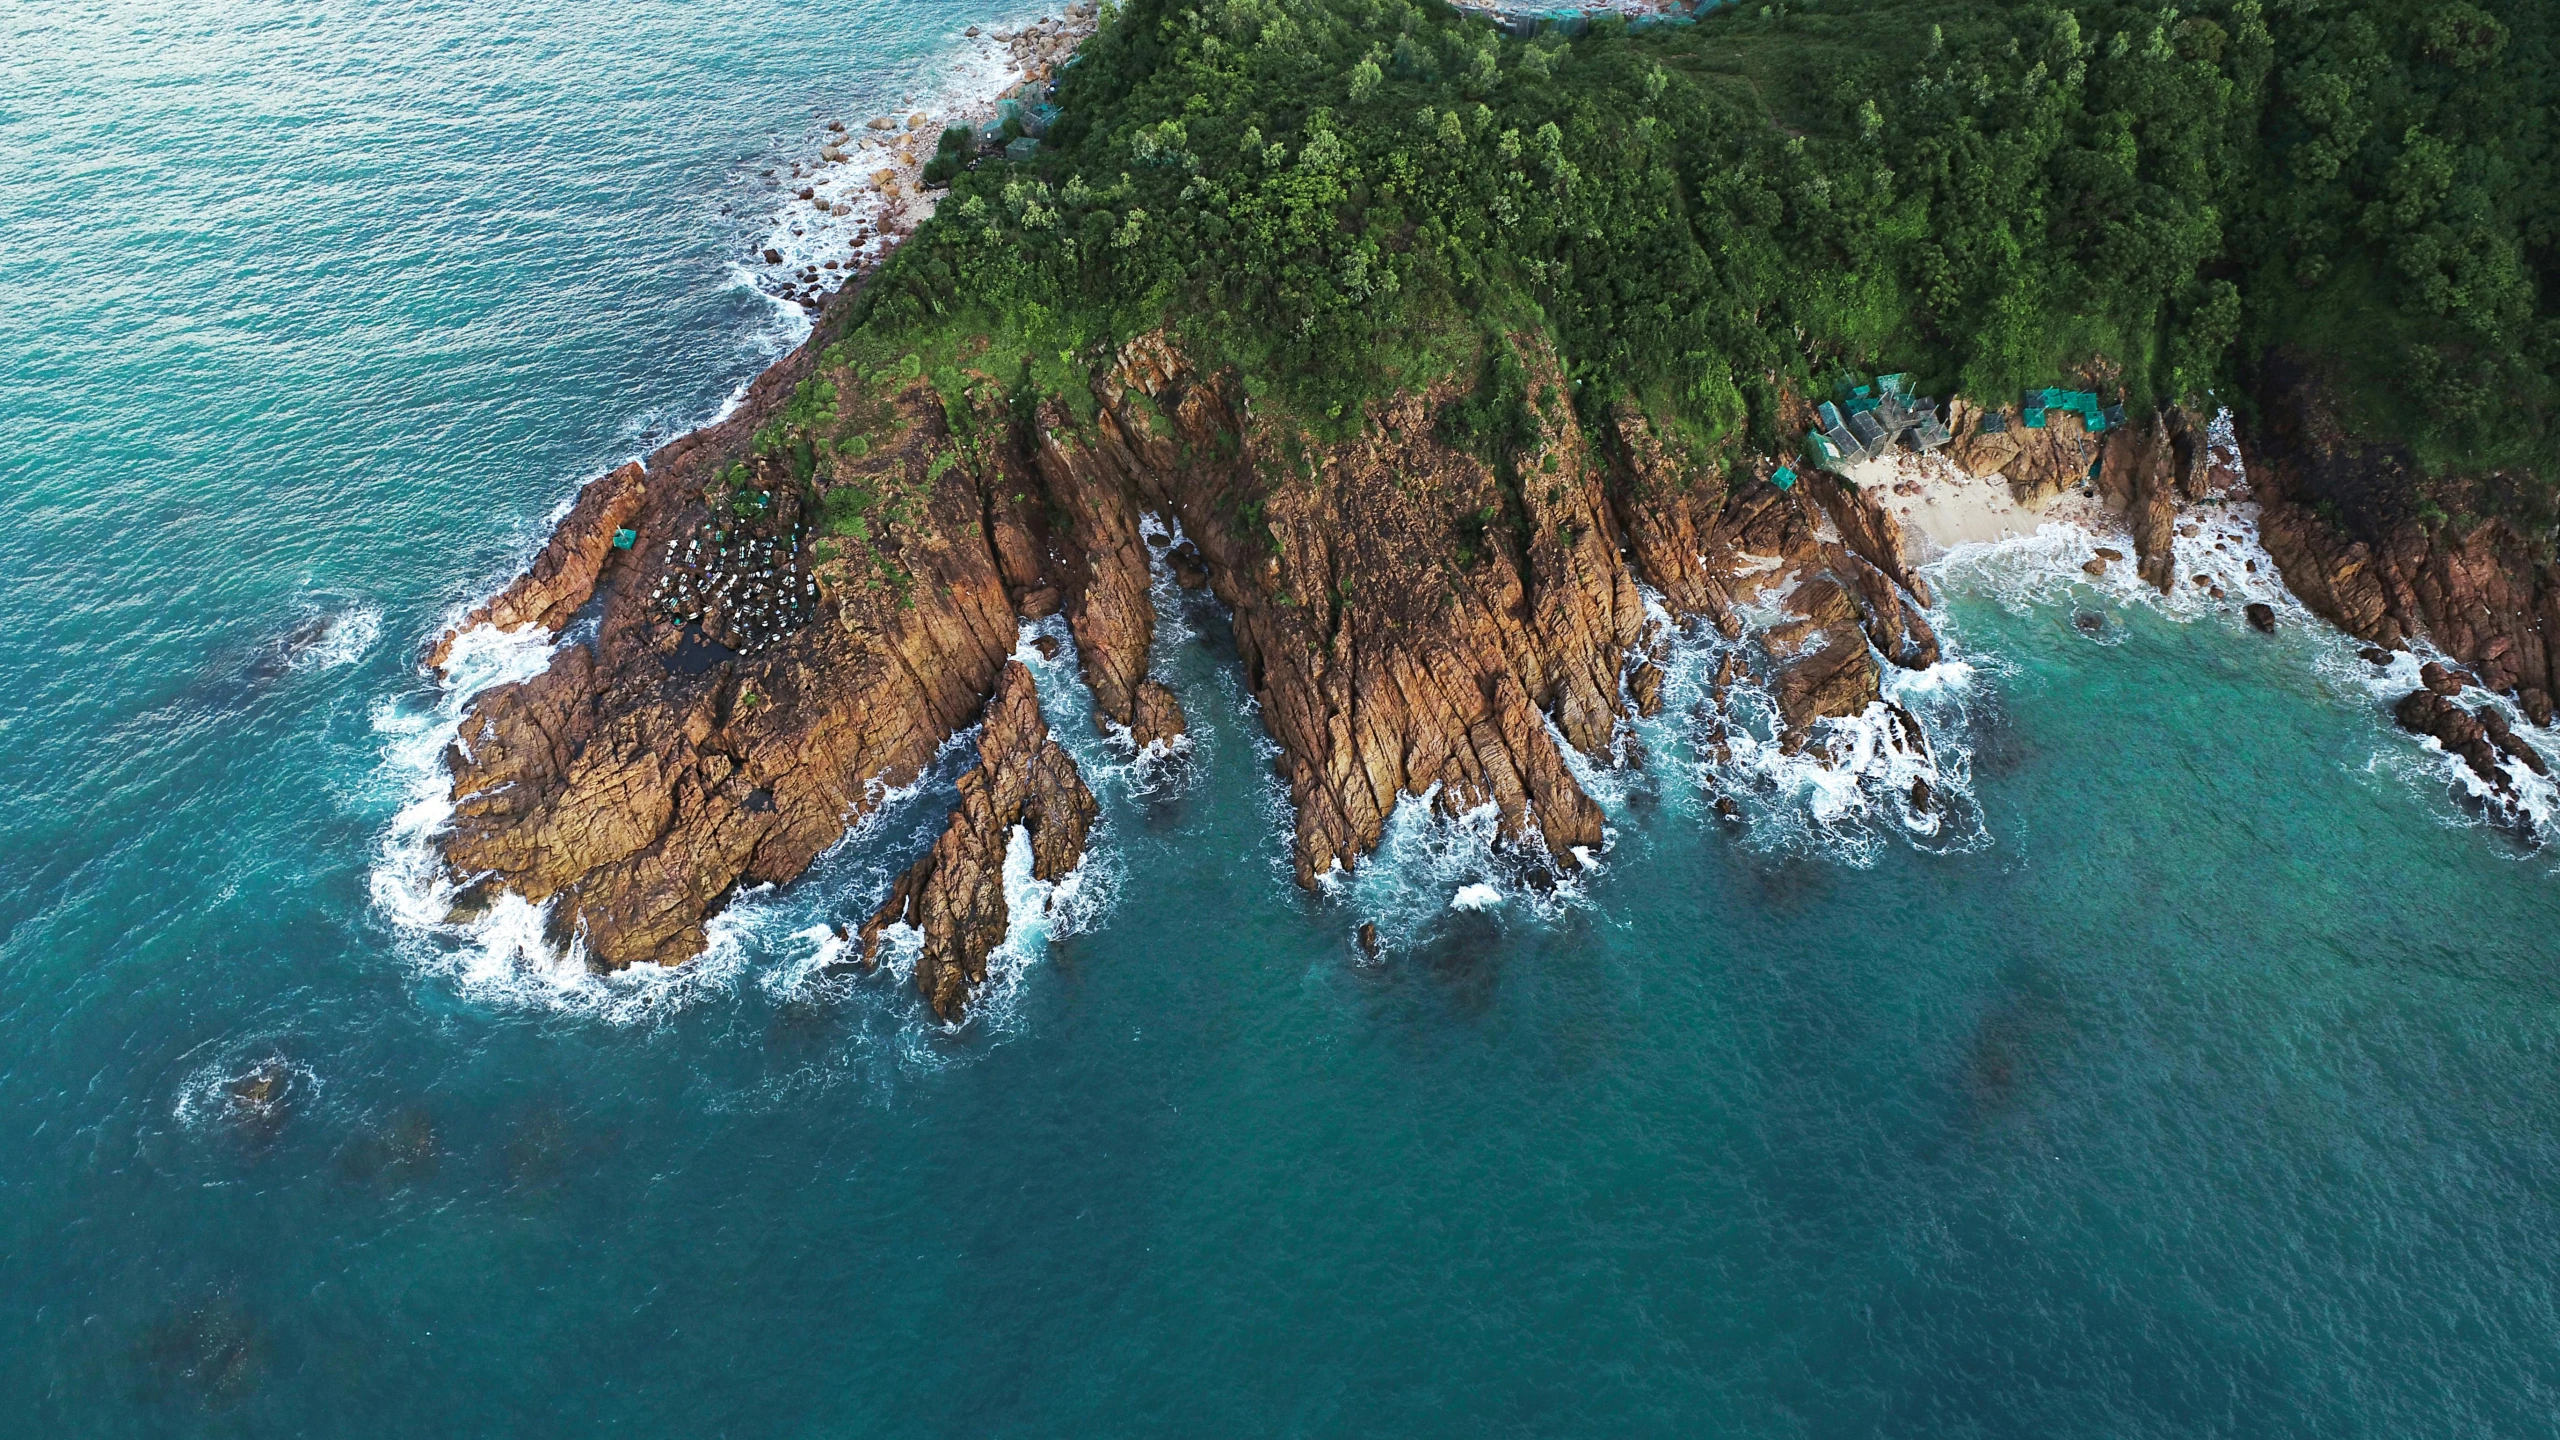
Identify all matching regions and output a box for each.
[2245,602,2276,633]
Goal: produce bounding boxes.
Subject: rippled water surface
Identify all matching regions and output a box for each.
[6,3,2560,1435]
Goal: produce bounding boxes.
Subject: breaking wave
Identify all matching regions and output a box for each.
[1636,592,1995,869]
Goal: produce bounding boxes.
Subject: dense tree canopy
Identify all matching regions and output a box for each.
[837,0,2554,520]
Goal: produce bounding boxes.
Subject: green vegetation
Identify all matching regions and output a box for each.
[820,0,2552,526]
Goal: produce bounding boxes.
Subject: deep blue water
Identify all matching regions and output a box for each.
[6,3,2560,1435]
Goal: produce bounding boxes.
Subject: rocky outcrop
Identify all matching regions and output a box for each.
[2096,411,2180,592]
[2252,358,2560,720]
[440,331,1022,970]
[1096,333,1635,885]
[1689,471,1942,738]
[855,661,1095,1019]
[2395,690,2517,795]
[435,316,1951,978]
[1946,402,2102,504]
[425,461,646,669]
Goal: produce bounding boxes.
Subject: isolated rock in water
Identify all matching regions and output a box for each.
[2360,647,2396,667]
[2073,610,2106,635]
[2082,559,2108,576]
[859,662,1096,1021]
[2394,690,2509,793]
[2245,602,2276,633]
[1166,540,1208,590]
[1357,921,1379,960]
[1909,776,1934,813]
[2477,704,2549,776]
[2420,661,2466,697]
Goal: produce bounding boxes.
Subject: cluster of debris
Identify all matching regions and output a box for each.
[1806,372,1952,471]
[651,512,820,656]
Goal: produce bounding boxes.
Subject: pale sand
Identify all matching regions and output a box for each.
[1832,450,2114,561]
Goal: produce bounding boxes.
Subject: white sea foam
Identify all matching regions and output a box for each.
[1326,784,1601,956]
[172,1051,321,1132]
[1922,424,2560,851]
[283,603,380,672]
[734,10,1081,341]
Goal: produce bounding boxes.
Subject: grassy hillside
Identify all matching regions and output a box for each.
[824,0,2554,525]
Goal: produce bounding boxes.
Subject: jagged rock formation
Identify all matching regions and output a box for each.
[438,326,1022,970]
[434,323,1951,976]
[425,461,646,669]
[2251,360,2560,727]
[1088,333,1636,885]
[855,661,1095,1019]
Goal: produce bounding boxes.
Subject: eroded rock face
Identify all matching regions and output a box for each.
[435,324,1950,976]
[1093,333,1636,885]
[2096,412,2180,593]
[2252,360,2560,704]
[440,329,1020,970]
[857,661,1095,1020]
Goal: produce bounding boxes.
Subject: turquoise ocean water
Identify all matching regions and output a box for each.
[6,2,2560,1433]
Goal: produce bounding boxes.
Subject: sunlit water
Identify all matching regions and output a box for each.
[6,3,2559,1434]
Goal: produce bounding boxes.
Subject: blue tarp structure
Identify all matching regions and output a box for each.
[1772,465,1798,490]
[612,528,636,550]
[2023,386,2107,431]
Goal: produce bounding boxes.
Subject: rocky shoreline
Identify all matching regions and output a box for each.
[416,9,2557,1018]
[425,289,2560,1017]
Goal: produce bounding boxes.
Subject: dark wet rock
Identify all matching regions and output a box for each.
[2245,602,2276,633]
[1166,540,1208,589]
[1522,866,1555,894]
[1032,634,1061,661]
[1713,795,1741,820]
[2094,547,2125,562]
[2478,705,2549,775]
[1909,776,1934,813]
[1357,921,1379,959]
[227,1060,287,1115]
[2072,610,2106,636]
[2081,558,2108,576]
[762,247,782,264]
[2523,688,2555,727]
[2420,660,2468,697]
[2395,689,2509,792]
[2361,647,2396,666]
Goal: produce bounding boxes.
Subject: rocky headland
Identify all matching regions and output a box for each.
[418,0,2560,1017]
